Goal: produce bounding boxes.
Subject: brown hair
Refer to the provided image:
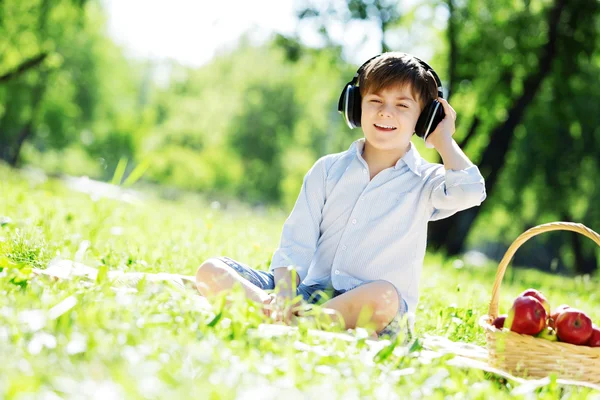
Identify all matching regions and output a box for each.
[358,52,438,112]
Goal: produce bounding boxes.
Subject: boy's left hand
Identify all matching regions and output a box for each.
[267,293,302,324]
[425,98,457,150]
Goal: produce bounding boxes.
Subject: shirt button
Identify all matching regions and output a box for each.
[342,245,347,250]
[352,219,357,224]
[334,270,340,275]
[363,169,367,174]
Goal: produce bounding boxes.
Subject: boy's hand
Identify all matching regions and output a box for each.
[264,293,301,324]
[425,98,457,150]
[269,266,301,324]
[424,98,474,171]
[261,293,277,318]
[273,293,294,324]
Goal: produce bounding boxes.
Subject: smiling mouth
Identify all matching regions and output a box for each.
[374,123,397,131]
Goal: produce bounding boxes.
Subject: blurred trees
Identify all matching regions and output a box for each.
[1,0,598,273]
[142,39,354,206]
[0,0,145,178]
[229,83,297,203]
[425,0,600,275]
[298,0,402,52]
[0,0,71,164]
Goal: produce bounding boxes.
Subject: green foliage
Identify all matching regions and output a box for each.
[145,145,244,194]
[228,82,297,202]
[142,38,352,206]
[446,0,600,267]
[0,0,81,162]
[0,0,145,179]
[2,0,599,267]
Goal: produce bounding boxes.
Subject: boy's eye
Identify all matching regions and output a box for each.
[370,99,382,103]
[397,104,409,108]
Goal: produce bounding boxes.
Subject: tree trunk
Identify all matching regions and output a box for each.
[445,0,458,101]
[428,0,567,255]
[458,116,480,149]
[568,185,599,274]
[7,73,47,166]
[0,141,11,163]
[3,0,50,166]
[9,122,33,166]
[570,228,597,275]
[0,91,16,163]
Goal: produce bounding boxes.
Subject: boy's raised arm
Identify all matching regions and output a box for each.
[426,98,487,220]
[269,156,327,284]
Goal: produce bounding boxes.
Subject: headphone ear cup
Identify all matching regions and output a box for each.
[338,83,361,129]
[352,86,362,128]
[415,100,445,139]
[347,85,361,128]
[338,83,351,113]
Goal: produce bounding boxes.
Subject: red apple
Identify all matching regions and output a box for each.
[549,304,571,329]
[520,288,551,315]
[555,309,593,345]
[506,295,547,336]
[551,304,571,321]
[586,325,600,347]
[492,315,507,330]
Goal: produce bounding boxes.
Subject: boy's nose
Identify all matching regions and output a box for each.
[378,104,394,117]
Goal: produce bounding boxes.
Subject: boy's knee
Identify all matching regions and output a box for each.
[196,258,229,283]
[369,280,400,325]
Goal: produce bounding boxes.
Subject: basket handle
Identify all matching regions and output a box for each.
[488,221,600,320]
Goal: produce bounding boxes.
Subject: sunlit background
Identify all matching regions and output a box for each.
[1,0,599,272]
[103,0,438,68]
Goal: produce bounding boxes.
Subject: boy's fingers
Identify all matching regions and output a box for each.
[438,98,456,120]
[441,98,455,120]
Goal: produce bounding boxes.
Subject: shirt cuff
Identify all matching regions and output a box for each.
[444,165,485,189]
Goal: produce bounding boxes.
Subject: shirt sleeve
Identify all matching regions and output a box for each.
[268,156,327,282]
[428,165,487,221]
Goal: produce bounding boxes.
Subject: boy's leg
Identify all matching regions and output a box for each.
[195,257,273,304]
[318,280,403,335]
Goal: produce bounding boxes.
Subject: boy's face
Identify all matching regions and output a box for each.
[360,84,421,152]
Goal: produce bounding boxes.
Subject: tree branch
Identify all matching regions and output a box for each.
[0,53,48,84]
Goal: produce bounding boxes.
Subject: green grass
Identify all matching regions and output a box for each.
[1,163,599,399]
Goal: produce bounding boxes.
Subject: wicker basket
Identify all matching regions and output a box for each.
[479,221,600,384]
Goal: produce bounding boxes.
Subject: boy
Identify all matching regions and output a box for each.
[195,52,486,340]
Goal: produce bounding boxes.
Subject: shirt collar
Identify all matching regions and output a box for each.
[350,138,422,177]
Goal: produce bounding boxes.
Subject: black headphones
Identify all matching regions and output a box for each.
[337,53,445,143]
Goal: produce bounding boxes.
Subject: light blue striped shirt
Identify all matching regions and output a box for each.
[269,137,486,313]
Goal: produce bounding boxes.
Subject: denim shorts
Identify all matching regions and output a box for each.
[216,256,409,341]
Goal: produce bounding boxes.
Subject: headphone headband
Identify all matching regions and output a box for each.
[350,53,443,98]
